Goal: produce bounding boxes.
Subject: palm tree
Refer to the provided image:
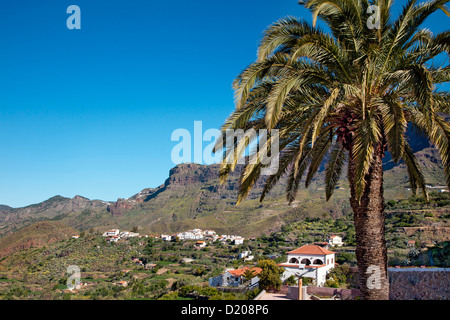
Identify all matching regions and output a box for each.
[215,0,449,300]
[242,268,257,282]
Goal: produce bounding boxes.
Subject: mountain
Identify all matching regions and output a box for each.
[0,196,108,237]
[0,124,448,240]
[0,221,79,259]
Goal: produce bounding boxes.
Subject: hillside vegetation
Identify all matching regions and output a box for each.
[0,221,79,259]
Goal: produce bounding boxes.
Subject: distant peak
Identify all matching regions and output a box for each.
[72,195,89,201]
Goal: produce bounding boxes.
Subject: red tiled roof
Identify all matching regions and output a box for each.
[287,245,335,255]
[228,267,262,277]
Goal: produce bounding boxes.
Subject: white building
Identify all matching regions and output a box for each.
[279,245,336,286]
[238,251,251,259]
[120,232,139,239]
[326,235,343,247]
[233,237,245,245]
[103,229,120,237]
[195,240,206,248]
[107,235,120,243]
[209,267,262,288]
[161,234,172,241]
[128,232,139,238]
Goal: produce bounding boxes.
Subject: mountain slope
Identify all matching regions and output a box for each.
[0,221,79,259]
[0,196,108,237]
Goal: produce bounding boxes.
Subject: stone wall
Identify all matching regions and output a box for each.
[286,286,362,300]
[389,270,450,300]
[285,270,450,300]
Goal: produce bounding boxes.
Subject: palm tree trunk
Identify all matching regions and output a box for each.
[348,143,389,300]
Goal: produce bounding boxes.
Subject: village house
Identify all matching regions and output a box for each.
[120,231,140,239]
[233,237,245,245]
[103,229,120,237]
[107,235,120,243]
[278,245,336,286]
[195,240,206,248]
[160,234,172,241]
[326,235,343,247]
[209,267,262,288]
[67,282,87,291]
[238,251,251,259]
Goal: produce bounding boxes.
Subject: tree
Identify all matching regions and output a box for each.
[143,240,155,256]
[242,268,257,282]
[284,275,298,286]
[215,0,450,300]
[257,259,284,292]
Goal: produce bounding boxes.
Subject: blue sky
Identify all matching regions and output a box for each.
[0,0,448,207]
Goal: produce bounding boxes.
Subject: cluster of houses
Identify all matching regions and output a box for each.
[161,229,245,245]
[208,235,345,289]
[102,229,146,243]
[98,228,342,289]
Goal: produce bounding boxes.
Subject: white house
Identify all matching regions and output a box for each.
[128,232,139,238]
[103,229,120,237]
[238,251,251,259]
[107,235,120,243]
[161,234,172,241]
[233,237,245,245]
[279,245,336,286]
[326,235,343,247]
[195,240,206,248]
[209,267,262,288]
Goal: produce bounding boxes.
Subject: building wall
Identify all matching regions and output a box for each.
[287,286,362,300]
[287,253,335,269]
